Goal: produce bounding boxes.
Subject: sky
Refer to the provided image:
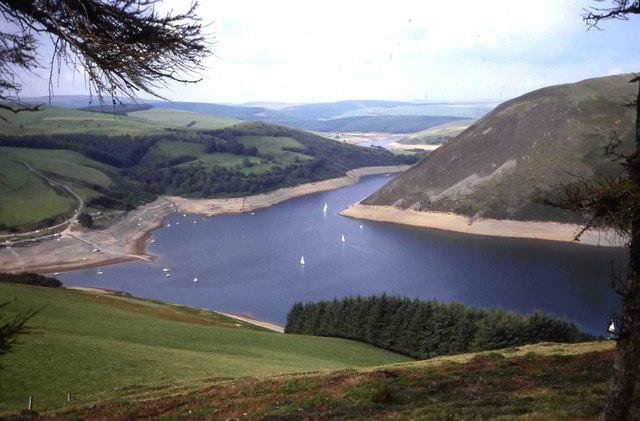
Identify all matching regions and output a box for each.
[8,0,640,104]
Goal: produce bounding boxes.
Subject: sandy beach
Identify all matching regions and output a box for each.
[340,204,625,247]
[0,165,408,274]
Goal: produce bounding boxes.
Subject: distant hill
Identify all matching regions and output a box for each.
[16,96,493,134]
[150,100,471,134]
[275,100,414,120]
[362,74,638,222]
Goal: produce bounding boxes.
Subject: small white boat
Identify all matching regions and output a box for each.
[53,272,60,276]
[608,320,616,333]
[167,223,171,227]
[193,277,198,283]
[323,203,328,212]
[360,225,363,229]
[150,239,155,243]
[162,268,171,272]
[341,234,346,243]
[96,270,103,275]
[166,273,171,277]
[300,256,305,265]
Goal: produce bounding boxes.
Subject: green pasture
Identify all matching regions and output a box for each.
[0,283,410,414]
[0,147,116,227]
[0,156,74,227]
[0,106,166,136]
[401,119,476,145]
[237,135,312,164]
[151,139,263,170]
[0,147,113,187]
[129,108,240,129]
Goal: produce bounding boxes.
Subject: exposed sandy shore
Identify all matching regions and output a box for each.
[388,142,441,151]
[0,166,409,274]
[340,204,626,247]
[168,165,409,216]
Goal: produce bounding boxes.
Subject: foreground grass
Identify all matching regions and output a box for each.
[12,341,638,420]
[0,283,410,414]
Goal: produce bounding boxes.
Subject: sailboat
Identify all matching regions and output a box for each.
[96,268,103,275]
[608,320,616,334]
[341,234,346,243]
[300,256,305,265]
[323,203,328,213]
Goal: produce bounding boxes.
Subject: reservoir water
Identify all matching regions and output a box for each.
[59,175,626,336]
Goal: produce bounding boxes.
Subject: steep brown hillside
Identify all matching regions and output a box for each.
[363,74,638,222]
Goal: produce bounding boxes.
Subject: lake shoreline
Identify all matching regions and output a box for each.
[340,204,625,247]
[0,166,409,274]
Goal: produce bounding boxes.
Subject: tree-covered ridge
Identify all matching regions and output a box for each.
[0,122,418,231]
[285,295,593,359]
[0,133,157,168]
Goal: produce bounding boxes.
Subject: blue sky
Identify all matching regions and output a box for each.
[9,0,640,104]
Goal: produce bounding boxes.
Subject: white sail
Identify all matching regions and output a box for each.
[300,256,305,265]
[341,234,345,243]
[323,203,328,212]
[608,321,616,333]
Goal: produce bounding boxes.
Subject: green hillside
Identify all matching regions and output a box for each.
[363,74,638,222]
[129,108,241,129]
[399,118,477,146]
[0,113,415,231]
[0,283,410,414]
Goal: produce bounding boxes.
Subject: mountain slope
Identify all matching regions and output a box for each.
[362,74,638,222]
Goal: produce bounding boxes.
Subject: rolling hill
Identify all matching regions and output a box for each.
[362,74,638,222]
[0,282,410,414]
[21,96,491,135]
[0,111,414,231]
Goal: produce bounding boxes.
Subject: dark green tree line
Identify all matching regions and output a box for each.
[285,295,592,359]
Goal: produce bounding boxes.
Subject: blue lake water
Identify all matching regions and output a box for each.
[59,175,626,336]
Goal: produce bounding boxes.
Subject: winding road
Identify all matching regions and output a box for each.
[0,161,84,243]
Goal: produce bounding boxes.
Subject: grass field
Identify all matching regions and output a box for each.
[0,147,117,227]
[0,156,74,227]
[237,135,312,164]
[151,140,263,170]
[0,106,167,136]
[129,109,240,129]
[0,283,410,414]
[400,118,476,145]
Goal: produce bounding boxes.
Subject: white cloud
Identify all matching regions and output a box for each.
[9,0,640,103]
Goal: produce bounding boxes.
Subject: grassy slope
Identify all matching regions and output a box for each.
[0,106,166,136]
[18,341,639,419]
[128,109,241,130]
[0,148,118,226]
[400,118,477,145]
[0,283,410,414]
[0,105,242,137]
[0,156,74,226]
